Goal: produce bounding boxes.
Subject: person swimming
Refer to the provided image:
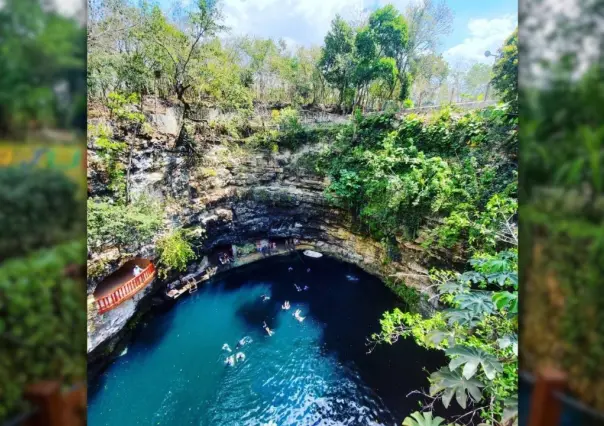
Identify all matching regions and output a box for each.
[236,336,253,349]
[303,285,309,291]
[263,321,274,336]
[222,343,232,352]
[293,309,305,322]
[288,266,293,272]
[282,300,291,310]
[261,294,271,302]
[307,268,311,273]
[224,355,235,366]
[294,284,302,292]
[235,352,246,362]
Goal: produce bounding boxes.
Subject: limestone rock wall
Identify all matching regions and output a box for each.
[86,115,454,367]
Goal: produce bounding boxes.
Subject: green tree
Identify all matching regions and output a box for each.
[491,29,518,112]
[319,15,356,111]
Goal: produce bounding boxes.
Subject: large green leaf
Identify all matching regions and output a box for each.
[454,291,495,316]
[492,291,518,313]
[429,367,484,409]
[486,271,518,288]
[444,308,481,327]
[402,411,446,426]
[446,346,503,380]
[425,329,456,347]
[438,279,471,295]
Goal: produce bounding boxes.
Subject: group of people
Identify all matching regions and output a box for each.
[284,238,299,251]
[218,252,233,265]
[222,337,252,366]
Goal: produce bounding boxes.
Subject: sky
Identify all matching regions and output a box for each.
[187,0,518,66]
[37,0,517,67]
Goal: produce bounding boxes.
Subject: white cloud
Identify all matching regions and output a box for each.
[221,0,413,46]
[444,15,517,65]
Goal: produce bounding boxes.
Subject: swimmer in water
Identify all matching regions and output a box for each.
[282,300,291,310]
[224,355,235,366]
[288,266,293,272]
[235,352,246,362]
[261,294,270,302]
[293,309,305,322]
[263,321,274,336]
[222,343,232,352]
[303,285,309,291]
[294,284,302,292]
[307,268,311,273]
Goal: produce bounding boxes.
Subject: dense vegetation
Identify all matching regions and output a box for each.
[0,241,87,422]
[88,0,496,115]
[0,167,85,261]
[0,0,86,138]
[520,24,604,412]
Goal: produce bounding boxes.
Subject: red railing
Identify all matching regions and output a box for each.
[96,263,156,314]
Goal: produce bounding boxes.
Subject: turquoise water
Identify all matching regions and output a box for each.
[89,254,446,426]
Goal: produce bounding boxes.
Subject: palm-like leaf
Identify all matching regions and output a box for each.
[486,271,518,288]
[444,308,481,327]
[446,346,503,380]
[439,279,470,295]
[458,271,484,285]
[454,291,495,316]
[402,411,446,426]
[429,367,484,409]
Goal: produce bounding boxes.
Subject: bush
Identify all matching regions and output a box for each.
[156,229,197,277]
[0,240,87,422]
[0,167,84,260]
[87,194,163,252]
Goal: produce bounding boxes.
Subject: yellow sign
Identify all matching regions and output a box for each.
[0,143,86,192]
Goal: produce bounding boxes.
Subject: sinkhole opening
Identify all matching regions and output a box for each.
[89,253,453,426]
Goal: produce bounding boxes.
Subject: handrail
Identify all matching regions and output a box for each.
[95,263,156,314]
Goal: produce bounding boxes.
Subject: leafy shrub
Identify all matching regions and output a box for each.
[0,240,87,422]
[87,194,163,252]
[372,250,518,425]
[106,92,145,124]
[402,99,414,109]
[0,166,84,260]
[156,229,197,277]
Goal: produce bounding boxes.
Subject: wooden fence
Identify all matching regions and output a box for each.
[96,262,156,314]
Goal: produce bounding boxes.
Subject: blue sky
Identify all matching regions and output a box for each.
[160,0,518,65]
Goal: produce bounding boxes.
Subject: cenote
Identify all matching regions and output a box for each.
[89,253,449,426]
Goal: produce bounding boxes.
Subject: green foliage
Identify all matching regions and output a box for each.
[0,240,87,422]
[402,411,446,426]
[156,229,198,277]
[320,108,516,253]
[491,29,518,112]
[87,195,163,252]
[371,250,518,425]
[0,167,84,260]
[0,0,86,136]
[106,92,145,125]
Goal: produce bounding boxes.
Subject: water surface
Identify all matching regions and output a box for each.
[89,254,446,426]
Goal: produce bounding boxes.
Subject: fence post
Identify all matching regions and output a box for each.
[528,366,567,426]
[23,381,64,426]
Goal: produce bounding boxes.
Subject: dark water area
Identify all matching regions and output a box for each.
[88,254,450,426]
